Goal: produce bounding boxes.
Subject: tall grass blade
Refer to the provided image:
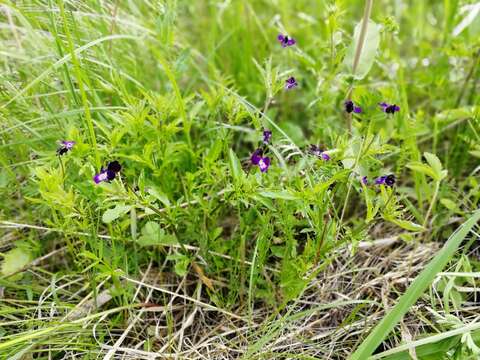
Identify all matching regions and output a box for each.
[350,209,480,359]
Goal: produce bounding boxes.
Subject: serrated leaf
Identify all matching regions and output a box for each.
[102,205,132,224]
[1,247,32,279]
[137,221,178,247]
[343,20,381,79]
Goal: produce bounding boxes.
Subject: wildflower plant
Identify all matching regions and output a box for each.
[1,2,479,359]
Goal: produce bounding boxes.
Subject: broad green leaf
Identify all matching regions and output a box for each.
[102,205,132,224]
[137,221,178,247]
[1,247,32,279]
[406,162,437,180]
[470,150,480,158]
[440,198,458,210]
[424,152,446,180]
[228,149,242,181]
[147,187,171,207]
[343,20,381,79]
[167,254,190,277]
[350,210,480,360]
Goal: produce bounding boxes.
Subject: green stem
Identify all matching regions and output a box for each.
[423,180,440,229]
[346,0,374,132]
[58,0,100,170]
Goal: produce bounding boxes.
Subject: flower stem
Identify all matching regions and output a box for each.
[346,0,374,132]
[352,0,374,76]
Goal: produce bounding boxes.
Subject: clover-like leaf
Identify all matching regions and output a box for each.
[137,221,178,247]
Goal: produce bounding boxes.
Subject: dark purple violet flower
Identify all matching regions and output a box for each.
[375,174,395,187]
[384,174,396,186]
[361,176,368,185]
[57,140,75,155]
[379,102,400,114]
[93,161,122,184]
[285,76,298,90]
[344,100,362,114]
[308,145,330,161]
[250,148,271,173]
[277,34,296,47]
[263,129,272,145]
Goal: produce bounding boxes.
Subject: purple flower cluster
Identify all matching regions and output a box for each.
[344,100,362,114]
[379,102,400,114]
[308,144,330,161]
[277,34,296,48]
[250,129,272,173]
[361,174,396,187]
[343,101,400,115]
[55,140,123,185]
[251,149,271,173]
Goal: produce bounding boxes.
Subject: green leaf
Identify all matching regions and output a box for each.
[259,191,298,201]
[147,187,171,207]
[343,20,381,79]
[388,219,424,232]
[137,221,178,247]
[102,204,132,224]
[167,254,190,277]
[440,198,458,210]
[1,247,32,279]
[228,149,242,181]
[406,162,437,180]
[424,152,446,180]
[350,210,480,360]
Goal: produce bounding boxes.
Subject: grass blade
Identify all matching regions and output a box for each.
[350,209,480,359]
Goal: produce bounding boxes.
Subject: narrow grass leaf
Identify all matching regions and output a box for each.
[350,209,480,360]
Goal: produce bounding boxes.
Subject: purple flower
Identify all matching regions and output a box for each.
[375,176,386,185]
[384,174,396,186]
[379,102,400,114]
[251,149,271,173]
[258,157,271,172]
[285,77,298,90]
[277,34,296,47]
[57,140,75,155]
[361,176,368,185]
[263,129,272,145]
[308,145,330,160]
[93,161,122,184]
[344,100,362,114]
[375,174,395,187]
